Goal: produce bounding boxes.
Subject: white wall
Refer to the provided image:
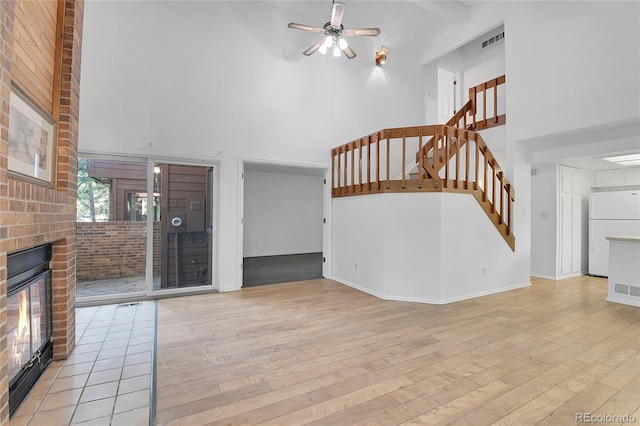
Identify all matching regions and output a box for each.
[382,194,442,301]
[507,1,640,143]
[332,192,528,304]
[460,25,505,94]
[79,1,427,291]
[243,169,323,257]
[332,195,386,295]
[439,192,527,301]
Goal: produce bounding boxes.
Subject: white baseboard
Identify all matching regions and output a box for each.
[530,273,559,280]
[243,250,322,258]
[329,277,387,300]
[330,276,532,305]
[606,295,640,307]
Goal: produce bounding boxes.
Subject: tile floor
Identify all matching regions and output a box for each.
[10,301,156,426]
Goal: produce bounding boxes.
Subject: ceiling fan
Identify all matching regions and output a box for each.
[288,1,381,59]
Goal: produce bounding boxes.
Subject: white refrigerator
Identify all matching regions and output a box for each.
[589,190,640,277]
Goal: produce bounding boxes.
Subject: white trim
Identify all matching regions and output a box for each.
[79,148,224,165]
[530,273,559,280]
[238,157,331,289]
[322,168,332,279]
[241,157,328,172]
[331,276,531,305]
[237,157,245,290]
[147,158,220,296]
[243,250,323,258]
[76,152,221,301]
[557,272,584,280]
[330,277,387,300]
[606,295,640,308]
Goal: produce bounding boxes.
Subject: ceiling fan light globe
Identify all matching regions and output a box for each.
[323,36,333,48]
[319,44,328,55]
[338,38,348,50]
[333,46,341,57]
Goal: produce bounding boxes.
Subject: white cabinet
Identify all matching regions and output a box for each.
[560,193,582,276]
[595,167,640,187]
[606,236,640,307]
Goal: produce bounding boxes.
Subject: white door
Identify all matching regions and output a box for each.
[571,195,581,272]
[559,191,582,276]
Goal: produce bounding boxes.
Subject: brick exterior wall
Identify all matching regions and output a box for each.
[77,222,162,280]
[0,1,84,423]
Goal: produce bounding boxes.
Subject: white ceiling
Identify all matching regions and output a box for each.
[559,151,640,171]
[265,0,485,57]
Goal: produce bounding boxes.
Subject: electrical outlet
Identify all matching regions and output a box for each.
[481,268,486,276]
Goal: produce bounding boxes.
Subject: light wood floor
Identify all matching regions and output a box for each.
[155,276,640,425]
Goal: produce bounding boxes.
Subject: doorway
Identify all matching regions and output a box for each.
[75,155,218,303]
[152,162,217,291]
[241,162,327,287]
[438,67,461,124]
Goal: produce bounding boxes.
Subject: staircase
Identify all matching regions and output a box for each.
[330,75,514,251]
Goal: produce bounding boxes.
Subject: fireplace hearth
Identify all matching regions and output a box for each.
[7,244,53,417]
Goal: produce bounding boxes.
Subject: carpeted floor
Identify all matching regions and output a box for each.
[242,252,323,287]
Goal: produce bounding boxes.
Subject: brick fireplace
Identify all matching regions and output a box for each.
[0,0,84,422]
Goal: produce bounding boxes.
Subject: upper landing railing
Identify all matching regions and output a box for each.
[330,75,514,250]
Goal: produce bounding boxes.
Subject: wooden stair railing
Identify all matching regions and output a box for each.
[417,99,474,180]
[330,75,513,250]
[469,75,506,131]
[418,75,506,180]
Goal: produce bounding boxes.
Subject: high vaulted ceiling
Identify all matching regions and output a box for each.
[265,0,487,60]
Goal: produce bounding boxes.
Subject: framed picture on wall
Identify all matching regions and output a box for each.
[8,87,56,184]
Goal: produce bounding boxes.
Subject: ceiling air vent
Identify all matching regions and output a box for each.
[482,32,505,48]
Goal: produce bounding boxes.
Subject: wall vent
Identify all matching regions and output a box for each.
[614,283,640,297]
[482,32,505,48]
[615,283,629,295]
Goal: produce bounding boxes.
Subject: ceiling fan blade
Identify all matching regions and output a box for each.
[343,27,381,37]
[288,22,324,33]
[303,38,326,56]
[343,46,357,59]
[330,2,346,28]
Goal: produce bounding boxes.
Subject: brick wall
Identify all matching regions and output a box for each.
[0,1,84,423]
[77,222,162,280]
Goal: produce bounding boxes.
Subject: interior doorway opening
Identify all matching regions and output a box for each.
[241,162,327,287]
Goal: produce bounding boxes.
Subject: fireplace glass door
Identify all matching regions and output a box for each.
[8,271,52,387]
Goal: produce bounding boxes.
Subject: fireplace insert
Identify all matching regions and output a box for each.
[7,244,53,417]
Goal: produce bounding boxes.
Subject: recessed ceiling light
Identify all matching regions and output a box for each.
[602,153,640,166]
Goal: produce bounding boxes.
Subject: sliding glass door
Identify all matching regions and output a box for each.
[76,155,217,303]
[150,161,217,294]
[76,156,149,301]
